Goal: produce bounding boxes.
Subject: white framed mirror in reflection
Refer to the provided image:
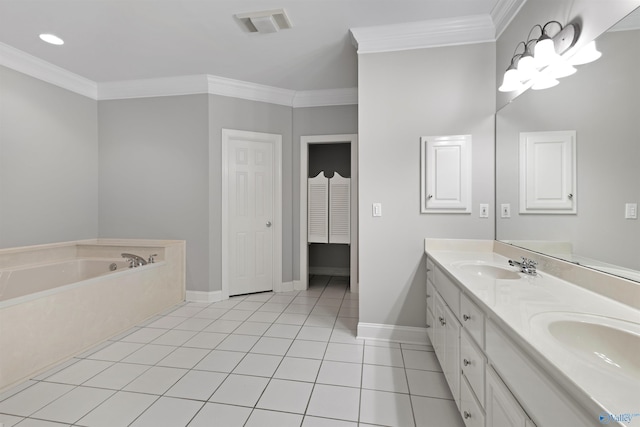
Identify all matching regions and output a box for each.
[496,8,640,282]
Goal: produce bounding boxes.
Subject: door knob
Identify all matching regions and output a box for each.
[266,221,272,227]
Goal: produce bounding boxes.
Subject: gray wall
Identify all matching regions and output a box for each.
[496,29,640,270]
[358,43,496,327]
[98,95,210,291]
[292,105,358,281]
[208,94,293,290]
[0,66,98,248]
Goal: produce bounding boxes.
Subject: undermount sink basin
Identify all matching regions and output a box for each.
[532,312,640,381]
[454,262,521,280]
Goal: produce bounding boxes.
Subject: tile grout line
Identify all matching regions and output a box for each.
[1,277,377,427]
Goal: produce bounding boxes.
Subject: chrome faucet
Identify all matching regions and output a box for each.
[121,253,148,268]
[508,257,538,275]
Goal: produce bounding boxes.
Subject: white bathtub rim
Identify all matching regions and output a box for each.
[0,238,183,254]
[1,256,126,272]
[0,260,166,310]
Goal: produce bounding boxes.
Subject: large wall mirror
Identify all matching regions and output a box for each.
[496,7,640,282]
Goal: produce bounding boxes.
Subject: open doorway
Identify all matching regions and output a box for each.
[300,134,358,293]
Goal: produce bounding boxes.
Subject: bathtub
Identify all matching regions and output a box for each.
[0,258,131,304]
[0,239,185,391]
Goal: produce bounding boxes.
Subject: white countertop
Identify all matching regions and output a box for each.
[426,247,640,423]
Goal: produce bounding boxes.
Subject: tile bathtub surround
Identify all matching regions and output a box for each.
[0,276,465,427]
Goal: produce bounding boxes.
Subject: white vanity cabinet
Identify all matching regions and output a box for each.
[426,258,472,418]
[425,256,536,427]
[486,367,534,427]
[433,292,461,405]
[426,258,436,337]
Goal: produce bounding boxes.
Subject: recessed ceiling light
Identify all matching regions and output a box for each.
[39,33,64,45]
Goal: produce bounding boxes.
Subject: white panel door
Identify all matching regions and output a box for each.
[228,138,274,295]
[519,131,576,214]
[421,134,472,213]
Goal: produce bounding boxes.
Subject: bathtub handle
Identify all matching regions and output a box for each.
[148,254,158,264]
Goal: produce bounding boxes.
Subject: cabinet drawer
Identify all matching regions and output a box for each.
[461,329,486,408]
[460,376,485,427]
[434,266,460,316]
[460,293,485,347]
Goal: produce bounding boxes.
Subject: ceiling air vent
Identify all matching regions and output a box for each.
[235,9,292,34]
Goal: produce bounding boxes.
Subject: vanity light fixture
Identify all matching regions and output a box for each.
[516,40,539,80]
[39,33,64,45]
[533,21,563,67]
[498,55,525,92]
[546,60,577,79]
[531,74,559,90]
[567,40,602,65]
[499,21,580,93]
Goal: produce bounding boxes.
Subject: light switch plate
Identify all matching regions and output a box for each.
[479,204,489,218]
[372,203,382,217]
[625,203,637,219]
[501,203,511,218]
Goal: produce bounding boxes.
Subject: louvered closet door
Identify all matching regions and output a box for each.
[329,172,350,244]
[308,172,328,243]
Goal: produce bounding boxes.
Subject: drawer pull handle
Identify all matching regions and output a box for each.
[463,314,471,321]
[463,358,471,366]
[439,317,446,326]
[464,411,471,419]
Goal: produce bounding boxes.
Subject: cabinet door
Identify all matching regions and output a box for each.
[421,134,472,213]
[426,308,435,343]
[519,130,576,214]
[433,293,446,361]
[486,367,527,427]
[444,304,461,405]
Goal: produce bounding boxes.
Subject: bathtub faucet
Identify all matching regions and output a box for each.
[121,253,148,268]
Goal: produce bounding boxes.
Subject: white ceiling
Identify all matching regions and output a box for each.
[0,0,502,91]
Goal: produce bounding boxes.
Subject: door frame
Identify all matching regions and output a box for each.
[221,129,282,299]
[300,134,358,293]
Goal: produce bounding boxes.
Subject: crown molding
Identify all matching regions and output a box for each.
[491,0,528,39]
[206,75,295,106]
[0,42,97,99]
[100,75,357,107]
[293,87,358,108]
[1,43,357,106]
[98,75,208,100]
[350,14,495,54]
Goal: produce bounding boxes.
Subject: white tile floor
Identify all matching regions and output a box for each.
[0,276,465,427]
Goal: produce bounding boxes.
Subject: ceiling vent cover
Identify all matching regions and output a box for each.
[235,9,292,33]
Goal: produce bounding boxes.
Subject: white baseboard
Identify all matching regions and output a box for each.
[185,290,224,303]
[309,267,350,277]
[276,281,295,293]
[293,280,305,291]
[357,322,429,345]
